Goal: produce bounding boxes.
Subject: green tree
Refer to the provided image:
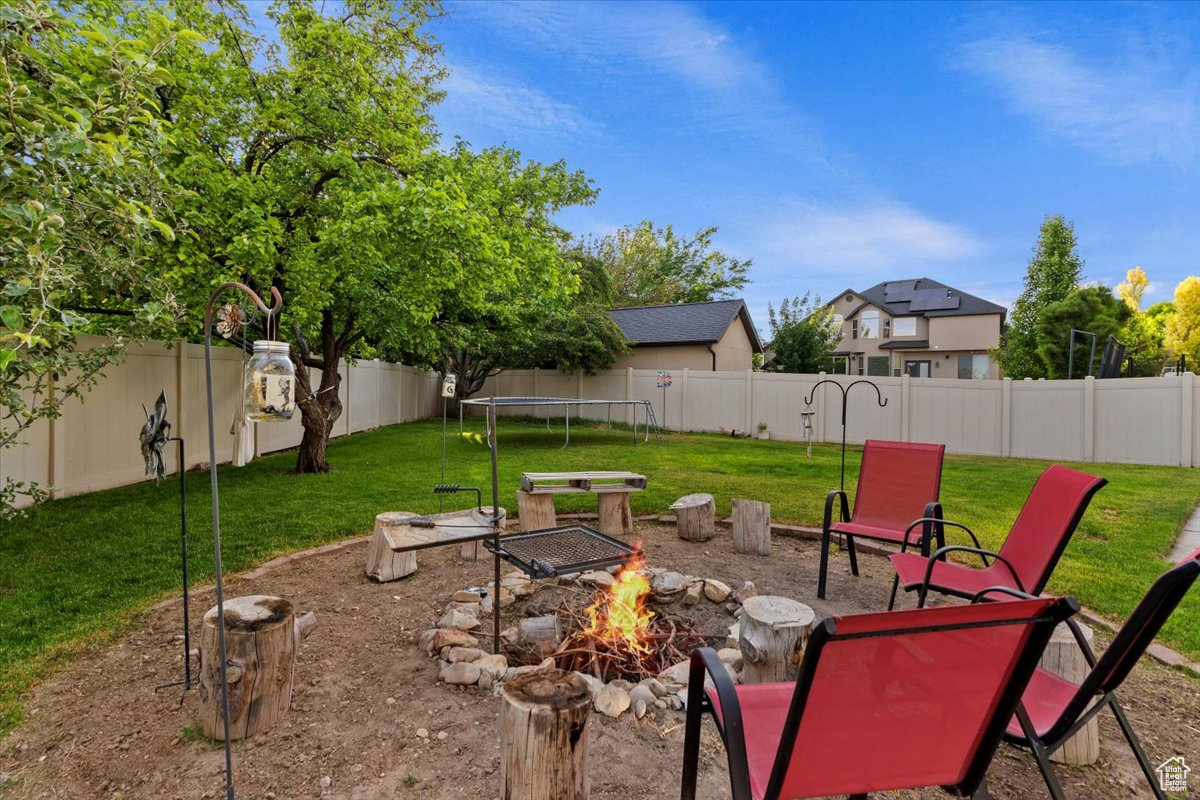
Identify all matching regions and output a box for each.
[995,215,1084,378]
[766,293,841,374]
[1,1,189,515]
[1165,277,1200,370]
[583,221,750,307]
[1117,267,1171,376]
[1036,286,1129,378]
[159,1,594,472]
[1117,266,1148,312]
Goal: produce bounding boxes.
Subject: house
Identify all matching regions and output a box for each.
[828,278,1006,379]
[609,299,764,371]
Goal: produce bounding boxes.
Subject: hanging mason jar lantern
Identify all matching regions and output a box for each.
[244,340,296,421]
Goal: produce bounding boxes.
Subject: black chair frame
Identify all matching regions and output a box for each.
[973,555,1200,800]
[680,598,1078,800]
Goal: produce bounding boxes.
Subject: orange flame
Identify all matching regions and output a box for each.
[581,554,654,654]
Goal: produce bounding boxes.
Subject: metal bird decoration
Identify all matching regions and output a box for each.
[140,391,172,482]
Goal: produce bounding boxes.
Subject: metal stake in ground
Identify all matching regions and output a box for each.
[803,379,887,491]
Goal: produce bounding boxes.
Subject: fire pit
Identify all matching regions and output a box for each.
[420,551,761,719]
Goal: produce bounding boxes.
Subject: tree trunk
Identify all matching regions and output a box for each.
[738,595,814,684]
[732,499,771,555]
[292,351,342,474]
[501,669,592,800]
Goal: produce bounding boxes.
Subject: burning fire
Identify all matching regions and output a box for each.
[580,554,654,655]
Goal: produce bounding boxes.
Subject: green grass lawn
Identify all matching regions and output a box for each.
[2,417,1199,736]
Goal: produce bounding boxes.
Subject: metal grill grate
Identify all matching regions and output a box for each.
[485,525,640,578]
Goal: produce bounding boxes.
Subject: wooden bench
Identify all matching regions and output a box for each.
[365,507,505,582]
[517,471,646,538]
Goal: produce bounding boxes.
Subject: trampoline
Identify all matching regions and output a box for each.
[458,396,662,447]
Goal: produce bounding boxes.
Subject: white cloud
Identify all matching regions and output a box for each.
[751,202,985,276]
[958,34,1200,167]
[435,63,598,141]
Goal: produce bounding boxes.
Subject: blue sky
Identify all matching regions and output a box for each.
[427,0,1200,330]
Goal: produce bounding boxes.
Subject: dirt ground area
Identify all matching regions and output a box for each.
[1,521,1196,799]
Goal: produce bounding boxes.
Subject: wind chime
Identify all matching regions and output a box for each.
[801,408,815,458]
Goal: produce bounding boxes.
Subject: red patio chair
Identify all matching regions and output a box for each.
[680,597,1078,800]
[975,549,1200,800]
[818,439,945,600]
[888,464,1106,608]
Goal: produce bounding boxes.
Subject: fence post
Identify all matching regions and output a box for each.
[680,368,689,432]
[1182,373,1194,468]
[1001,378,1012,458]
[900,373,910,442]
[817,371,827,444]
[1082,376,1095,462]
[744,369,753,436]
[625,367,633,426]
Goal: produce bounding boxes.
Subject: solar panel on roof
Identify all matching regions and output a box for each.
[909,288,960,311]
[883,281,919,301]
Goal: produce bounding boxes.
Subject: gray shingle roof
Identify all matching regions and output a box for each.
[851,278,1006,319]
[610,299,763,352]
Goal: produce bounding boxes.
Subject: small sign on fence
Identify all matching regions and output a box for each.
[656,370,672,389]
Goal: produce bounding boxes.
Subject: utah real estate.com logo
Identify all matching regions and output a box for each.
[1156,756,1190,793]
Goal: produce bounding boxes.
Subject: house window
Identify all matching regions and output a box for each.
[860,310,879,339]
[892,317,917,337]
[957,354,990,380]
[851,319,858,339]
[856,357,864,376]
[867,356,890,376]
[831,313,844,331]
[882,319,891,338]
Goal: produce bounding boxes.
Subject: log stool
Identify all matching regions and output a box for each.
[501,669,592,800]
[1041,621,1100,765]
[199,595,317,740]
[517,490,557,532]
[732,498,771,555]
[672,493,715,542]
[738,595,814,684]
[596,491,633,539]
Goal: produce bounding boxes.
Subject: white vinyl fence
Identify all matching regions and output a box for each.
[7,348,1197,508]
[2,336,441,503]
[475,368,1200,468]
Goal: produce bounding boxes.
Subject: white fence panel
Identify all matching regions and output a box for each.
[1094,377,1183,465]
[348,361,380,433]
[1010,381,1085,461]
[908,379,1003,455]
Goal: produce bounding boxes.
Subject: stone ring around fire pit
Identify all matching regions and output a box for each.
[418,561,791,720]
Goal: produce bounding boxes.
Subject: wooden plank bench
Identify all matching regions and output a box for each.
[518,472,646,538]
[365,507,506,582]
[520,471,647,494]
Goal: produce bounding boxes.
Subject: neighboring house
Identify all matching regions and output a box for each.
[828,278,1006,379]
[609,299,764,371]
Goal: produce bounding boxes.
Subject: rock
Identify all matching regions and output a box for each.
[473,654,508,681]
[320,775,332,788]
[579,571,616,589]
[439,661,481,686]
[446,600,481,615]
[733,581,757,604]
[704,579,732,603]
[594,684,631,718]
[651,571,688,600]
[640,677,669,698]
[500,576,535,598]
[658,660,692,686]
[574,672,605,697]
[717,648,743,671]
[684,583,703,605]
[727,623,740,648]
[675,688,689,710]
[500,626,518,646]
[432,629,479,651]
[478,671,493,690]
[633,698,648,719]
[419,629,438,656]
[608,678,634,691]
[445,646,488,664]
[504,663,554,680]
[453,589,485,603]
[629,683,656,710]
[654,698,667,709]
[437,730,448,740]
[724,602,741,615]
[385,697,396,706]
[436,609,480,632]
[667,694,683,710]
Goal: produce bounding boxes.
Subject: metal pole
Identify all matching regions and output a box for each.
[173,436,191,698]
[488,398,501,655]
[202,282,283,800]
[1087,334,1098,377]
[1067,329,1076,380]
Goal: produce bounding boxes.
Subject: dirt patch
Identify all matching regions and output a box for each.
[1,522,1196,799]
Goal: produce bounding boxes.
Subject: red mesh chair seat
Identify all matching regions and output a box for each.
[680,598,1077,800]
[830,520,928,547]
[1004,669,1077,738]
[891,551,1022,598]
[819,439,945,600]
